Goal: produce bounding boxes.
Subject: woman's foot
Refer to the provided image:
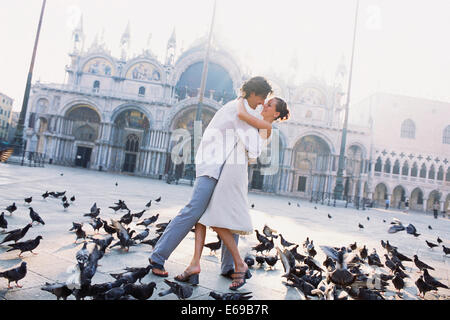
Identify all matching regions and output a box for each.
[229,262,249,290]
[175,265,201,285]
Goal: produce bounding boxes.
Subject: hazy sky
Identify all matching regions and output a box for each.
[1,0,449,112]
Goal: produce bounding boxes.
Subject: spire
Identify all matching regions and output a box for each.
[71,14,84,53]
[120,21,131,60]
[165,27,176,65]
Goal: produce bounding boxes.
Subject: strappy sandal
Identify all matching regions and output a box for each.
[229,271,248,291]
[222,269,252,280]
[174,270,200,285]
[149,258,169,277]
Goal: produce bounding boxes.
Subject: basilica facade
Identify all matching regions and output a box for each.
[23,22,450,213]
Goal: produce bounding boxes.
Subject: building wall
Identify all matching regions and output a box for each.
[0,92,13,142]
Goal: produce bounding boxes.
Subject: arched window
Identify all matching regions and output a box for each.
[93,80,100,93]
[401,119,415,139]
[419,163,427,178]
[428,165,435,180]
[443,125,450,144]
[138,86,146,96]
[401,162,409,176]
[411,162,418,177]
[125,134,139,152]
[446,168,450,181]
[437,166,444,180]
[374,157,382,172]
[393,160,400,174]
[384,158,391,173]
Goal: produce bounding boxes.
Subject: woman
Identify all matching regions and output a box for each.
[174,96,290,290]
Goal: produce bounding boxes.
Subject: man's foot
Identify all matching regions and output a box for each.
[149,258,169,277]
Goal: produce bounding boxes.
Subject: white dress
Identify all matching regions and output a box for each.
[198,139,253,235]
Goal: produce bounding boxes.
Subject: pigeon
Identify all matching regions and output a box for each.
[255,255,266,266]
[355,288,385,300]
[141,234,162,248]
[413,255,435,271]
[393,264,409,279]
[123,282,157,300]
[88,235,114,252]
[75,225,87,243]
[428,225,432,230]
[320,247,356,286]
[367,249,383,267]
[132,210,146,220]
[358,245,368,260]
[5,202,17,215]
[110,219,135,251]
[145,200,152,208]
[0,262,27,288]
[70,196,75,202]
[388,224,405,234]
[366,216,370,221]
[390,249,412,262]
[76,242,90,268]
[69,222,82,232]
[437,237,442,244]
[62,201,70,210]
[443,245,450,256]
[244,254,255,268]
[109,204,123,213]
[307,241,317,257]
[102,286,127,300]
[349,242,357,251]
[159,279,193,300]
[314,206,317,209]
[358,223,364,230]
[383,219,386,223]
[84,203,100,218]
[80,245,103,286]
[42,191,50,199]
[209,291,252,300]
[132,229,150,242]
[279,234,295,248]
[263,224,278,238]
[284,273,315,297]
[204,236,221,254]
[136,214,159,227]
[110,266,152,284]
[61,196,67,203]
[288,202,291,206]
[297,202,300,207]
[425,240,438,250]
[255,229,271,245]
[251,203,255,209]
[328,214,332,219]
[0,212,7,230]
[29,207,45,225]
[89,218,103,234]
[276,247,294,277]
[6,236,43,257]
[0,223,33,244]
[423,269,448,289]
[415,275,436,298]
[290,245,306,262]
[384,254,397,273]
[389,254,406,271]
[101,220,117,235]
[264,254,278,269]
[155,196,161,202]
[41,282,73,300]
[406,224,420,236]
[392,272,405,294]
[24,196,32,204]
[119,211,133,225]
[115,182,118,187]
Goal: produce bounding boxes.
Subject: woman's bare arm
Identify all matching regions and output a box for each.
[237,97,272,132]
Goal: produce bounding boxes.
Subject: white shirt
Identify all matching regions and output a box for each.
[195,98,263,179]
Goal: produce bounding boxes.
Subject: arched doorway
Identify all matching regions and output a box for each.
[292,135,332,199]
[346,145,365,200]
[374,183,388,207]
[410,187,424,211]
[167,106,216,180]
[392,185,406,209]
[112,108,150,174]
[427,190,440,211]
[66,105,101,168]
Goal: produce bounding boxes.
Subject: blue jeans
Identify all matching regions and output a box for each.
[149,176,238,273]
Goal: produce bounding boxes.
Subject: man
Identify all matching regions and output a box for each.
[149,76,273,277]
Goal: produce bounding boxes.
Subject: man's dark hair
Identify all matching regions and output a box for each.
[240,76,273,99]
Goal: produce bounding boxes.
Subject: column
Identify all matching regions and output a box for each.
[423,198,428,212]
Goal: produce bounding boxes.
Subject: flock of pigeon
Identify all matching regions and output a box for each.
[0,179,449,300]
[0,182,252,300]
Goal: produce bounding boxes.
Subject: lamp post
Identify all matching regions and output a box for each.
[186,0,217,185]
[334,0,360,200]
[13,0,46,156]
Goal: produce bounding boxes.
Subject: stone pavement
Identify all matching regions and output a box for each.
[0,163,449,300]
